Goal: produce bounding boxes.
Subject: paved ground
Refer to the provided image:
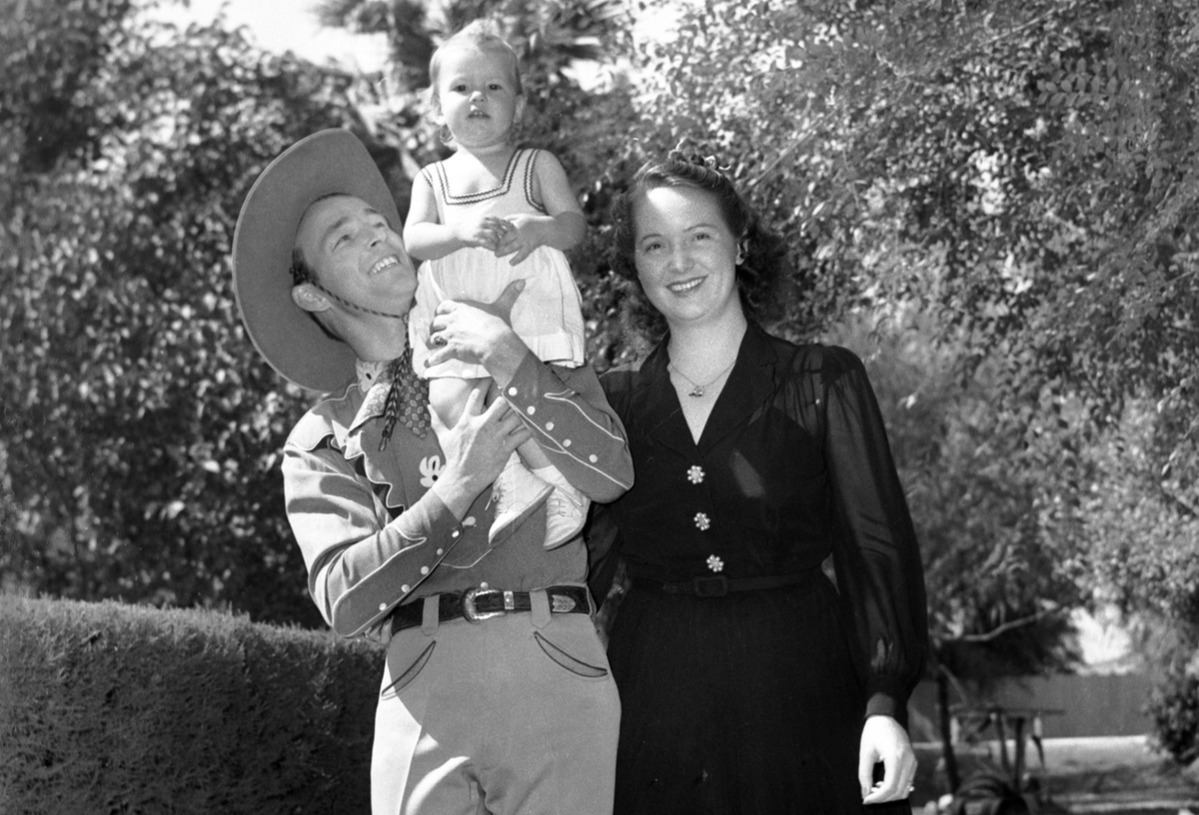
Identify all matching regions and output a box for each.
[912,736,1199,814]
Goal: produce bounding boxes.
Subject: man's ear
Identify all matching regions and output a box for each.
[292,283,331,314]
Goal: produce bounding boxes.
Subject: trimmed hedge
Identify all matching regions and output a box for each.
[0,596,383,814]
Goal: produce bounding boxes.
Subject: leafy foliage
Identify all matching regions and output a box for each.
[1146,665,1199,765]
[591,0,1199,685]
[840,317,1085,683]
[1,0,371,626]
[3,0,1195,724]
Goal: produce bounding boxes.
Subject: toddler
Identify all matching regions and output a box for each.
[404,20,589,549]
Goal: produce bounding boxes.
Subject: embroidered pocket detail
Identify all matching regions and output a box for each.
[419,454,443,489]
[381,641,436,698]
[533,631,608,679]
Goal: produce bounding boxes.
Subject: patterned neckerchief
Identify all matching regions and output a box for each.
[355,348,430,450]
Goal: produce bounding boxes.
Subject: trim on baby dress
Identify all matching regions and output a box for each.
[429,149,546,214]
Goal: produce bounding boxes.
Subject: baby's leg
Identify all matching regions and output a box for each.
[427,376,488,429]
[517,437,551,470]
[517,438,590,551]
[428,377,552,545]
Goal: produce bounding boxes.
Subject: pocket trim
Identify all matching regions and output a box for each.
[381,640,436,697]
[533,631,609,679]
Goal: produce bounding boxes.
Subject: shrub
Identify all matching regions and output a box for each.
[1147,665,1199,765]
[0,595,382,814]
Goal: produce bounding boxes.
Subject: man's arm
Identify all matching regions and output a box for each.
[284,392,531,637]
[422,283,634,502]
[498,353,633,503]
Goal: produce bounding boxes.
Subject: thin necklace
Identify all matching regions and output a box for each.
[668,359,736,398]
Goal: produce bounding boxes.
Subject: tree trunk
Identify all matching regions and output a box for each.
[937,669,961,793]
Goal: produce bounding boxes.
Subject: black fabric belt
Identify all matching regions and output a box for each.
[630,571,820,598]
[390,585,591,633]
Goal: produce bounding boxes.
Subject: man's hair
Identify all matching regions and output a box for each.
[290,246,318,287]
[289,195,348,342]
[428,19,524,110]
[288,246,342,342]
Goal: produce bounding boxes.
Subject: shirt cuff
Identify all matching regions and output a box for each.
[329,490,468,638]
[864,679,908,727]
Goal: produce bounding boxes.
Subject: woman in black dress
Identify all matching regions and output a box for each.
[598,152,928,814]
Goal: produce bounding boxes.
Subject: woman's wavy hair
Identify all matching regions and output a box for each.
[608,150,792,342]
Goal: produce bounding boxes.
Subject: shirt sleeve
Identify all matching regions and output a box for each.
[281,429,469,639]
[821,346,928,723]
[281,353,632,640]
[499,352,634,502]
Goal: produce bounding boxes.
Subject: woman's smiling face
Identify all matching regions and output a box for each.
[632,184,743,329]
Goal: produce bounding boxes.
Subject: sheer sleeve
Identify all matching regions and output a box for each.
[821,346,928,723]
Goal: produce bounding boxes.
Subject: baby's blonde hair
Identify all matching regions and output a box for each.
[428,19,524,111]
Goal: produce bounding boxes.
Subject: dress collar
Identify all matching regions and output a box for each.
[634,321,779,454]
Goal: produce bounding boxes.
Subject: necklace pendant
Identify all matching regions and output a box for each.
[688,386,705,398]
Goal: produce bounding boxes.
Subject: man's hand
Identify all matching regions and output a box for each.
[427,387,531,516]
[859,715,918,804]
[424,279,528,382]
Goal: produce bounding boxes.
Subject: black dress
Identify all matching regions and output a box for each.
[598,322,928,815]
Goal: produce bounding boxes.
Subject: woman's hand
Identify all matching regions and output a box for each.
[427,387,531,515]
[858,714,918,804]
[424,279,529,386]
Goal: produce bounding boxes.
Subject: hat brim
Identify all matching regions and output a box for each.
[232,129,402,393]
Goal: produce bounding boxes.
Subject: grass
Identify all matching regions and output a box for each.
[911,736,1199,814]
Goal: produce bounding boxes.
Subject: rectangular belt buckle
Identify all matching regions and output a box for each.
[462,587,513,622]
[692,575,729,597]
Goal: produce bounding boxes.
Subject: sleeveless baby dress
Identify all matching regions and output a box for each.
[409,148,586,379]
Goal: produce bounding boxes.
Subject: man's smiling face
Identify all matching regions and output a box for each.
[294,194,418,314]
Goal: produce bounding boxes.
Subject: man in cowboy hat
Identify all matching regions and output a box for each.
[232,129,631,815]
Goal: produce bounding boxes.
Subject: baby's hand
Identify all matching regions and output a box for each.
[493,214,544,266]
[457,215,509,252]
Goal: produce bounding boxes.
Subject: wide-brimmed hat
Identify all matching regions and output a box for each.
[232,129,401,393]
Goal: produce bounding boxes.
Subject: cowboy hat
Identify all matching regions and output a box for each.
[232,129,402,393]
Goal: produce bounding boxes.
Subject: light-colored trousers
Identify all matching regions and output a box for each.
[371,589,620,815]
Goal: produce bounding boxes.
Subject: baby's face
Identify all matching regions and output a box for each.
[436,45,524,152]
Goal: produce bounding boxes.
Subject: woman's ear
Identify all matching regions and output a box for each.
[292,283,331,314]
[736,239,748,266]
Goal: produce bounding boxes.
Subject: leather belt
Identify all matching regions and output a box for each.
[630,571,819,598]
[390,585,590,633]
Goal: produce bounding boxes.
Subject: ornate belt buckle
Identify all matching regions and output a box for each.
[462,587,508,623]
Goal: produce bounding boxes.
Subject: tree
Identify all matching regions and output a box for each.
[5,0,1195,719]
[311,0,643,363]
[0,0,642,628]
[599,0,1196,771]
[1,0,377,626]
[837,313,1086,787]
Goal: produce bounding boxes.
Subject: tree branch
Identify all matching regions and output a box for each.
[957,605,1062,643]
